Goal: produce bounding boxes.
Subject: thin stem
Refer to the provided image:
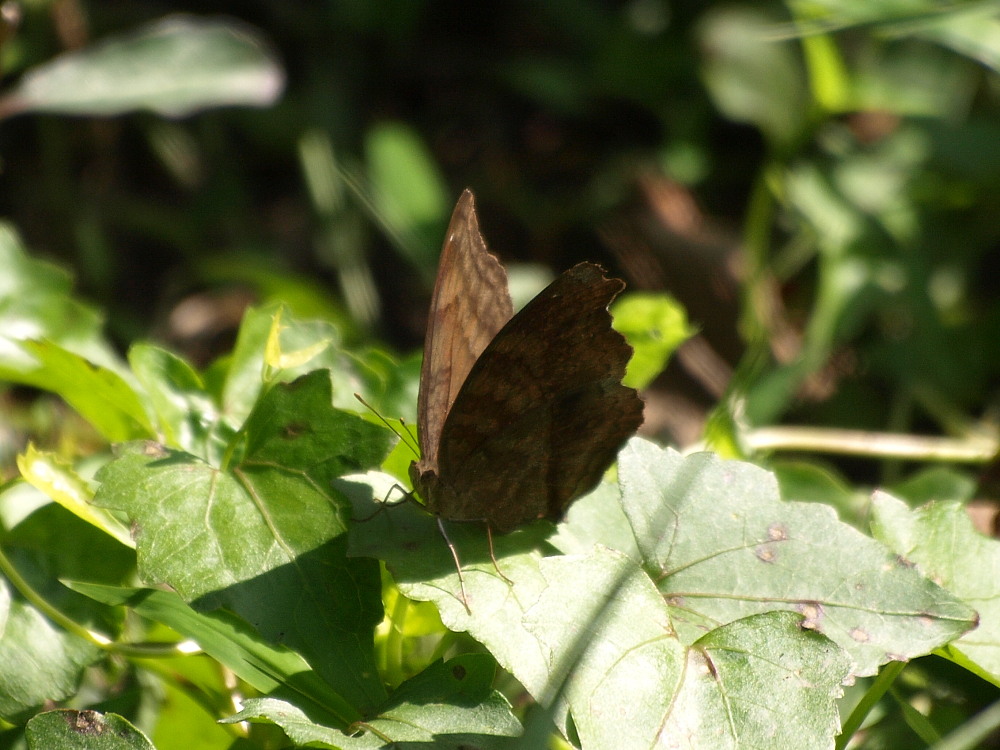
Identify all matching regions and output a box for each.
[746,426,996,464]
[837,660,907,750]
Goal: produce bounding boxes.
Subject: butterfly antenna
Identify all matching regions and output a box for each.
[398,417,419,452]
[437,517,471,614]
[353,393,419,457]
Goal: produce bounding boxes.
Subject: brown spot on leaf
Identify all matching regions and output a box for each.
[754,544,777,563]
[141,441,168,458]
[282,422,309,439]
[797,602,824,630]
[452,664,467,680]
[65,710,105,735]
[767,523,788,541]
[849,628,870,643]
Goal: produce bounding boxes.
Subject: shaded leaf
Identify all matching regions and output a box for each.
[0,579,101,723]
[95,370,393,714]
[70,583,358,728]
[224,655,521,748]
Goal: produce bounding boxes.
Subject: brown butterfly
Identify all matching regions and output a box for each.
[409,190,644,545]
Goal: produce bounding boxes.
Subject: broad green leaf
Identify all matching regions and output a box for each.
[16,445,132,548]
[70,583,357,728]
[223,655,521,748]
[870,493,1000,682]
[95,370,393,715]
[25,709,153,749]
[0,15,283,119]
[0,578,101,723]
[611,291,692,389]
[619,440,977,675]
[344,476,852,748]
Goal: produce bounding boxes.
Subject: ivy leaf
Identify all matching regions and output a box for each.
[95,370,393,715]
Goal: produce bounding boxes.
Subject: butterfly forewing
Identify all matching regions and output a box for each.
[415,189,514,472]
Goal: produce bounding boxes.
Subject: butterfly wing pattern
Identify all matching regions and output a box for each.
[410,190,644,533]
[413,189,514,472]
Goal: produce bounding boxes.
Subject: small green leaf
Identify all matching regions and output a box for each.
[16,341,153,442]
[699,7,810,148]
[16,445,133,548]
[871,493,1000,682]
[26,709,153,749]
[127,343,224,459]
[0,222,125,384]
[1,15,284,119]
[611,291,692,389]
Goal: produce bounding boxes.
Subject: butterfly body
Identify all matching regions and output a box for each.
[411,190,643,534]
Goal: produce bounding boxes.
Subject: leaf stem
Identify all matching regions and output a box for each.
[836,660,906,750]
[745,426,996,463]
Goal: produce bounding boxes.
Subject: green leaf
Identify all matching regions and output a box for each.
[0,578,102,723]
[661,611,851,747]
[95,370,394,715]
[0,479,132,723]
[365,121,450,270]
[224,655,521,748]
[69,583,357,728]
[611,291,692,390]
[698,6,809,148]
[127,343,226,459]
[619,440,977,675]
[870,493,1000,683]
[16,445,133,548]
[0,222,125,379]
[220,305,377,424]
[26,709,153,749]
[344,473,852,748]
[16,341,153,442]
[1,15,283,119]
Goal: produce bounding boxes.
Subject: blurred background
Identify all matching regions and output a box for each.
[2,0,1000,476]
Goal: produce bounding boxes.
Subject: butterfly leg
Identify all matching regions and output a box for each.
[486,525,514,586]
[437,517,471,613]
[352,483,412,523]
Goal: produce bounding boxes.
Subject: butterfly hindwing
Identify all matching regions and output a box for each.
[429,262,644,531]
